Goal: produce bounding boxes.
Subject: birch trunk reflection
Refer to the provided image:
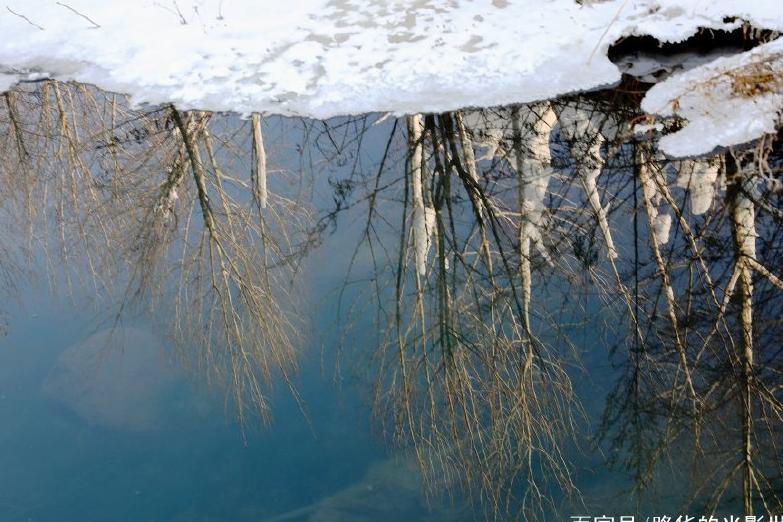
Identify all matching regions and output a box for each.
[0,80,782,520]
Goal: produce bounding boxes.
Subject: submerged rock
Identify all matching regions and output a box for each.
[42,327,180,431]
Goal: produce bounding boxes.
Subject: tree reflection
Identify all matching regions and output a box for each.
[0,79,782,520]
[328,98,783,517]
[0,83,309,424]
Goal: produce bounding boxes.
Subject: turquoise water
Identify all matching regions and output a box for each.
[0,241,693,522]
[0,111,709,522]
[0,168,612,522]
[0,292,387,522]
[0,115,464,522]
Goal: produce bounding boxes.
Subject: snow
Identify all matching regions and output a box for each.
[0,1,781,154]
[642,37,783,158]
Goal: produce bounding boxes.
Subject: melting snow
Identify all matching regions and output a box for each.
[642,37,783,157]
[0,1,781,155]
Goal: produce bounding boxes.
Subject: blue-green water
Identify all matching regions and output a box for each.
[0,291,387,522]
[0,112,697,522]
[0,115,461,522]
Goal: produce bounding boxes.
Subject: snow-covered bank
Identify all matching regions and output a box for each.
[1,1,781,156]
[642,37,783,157]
